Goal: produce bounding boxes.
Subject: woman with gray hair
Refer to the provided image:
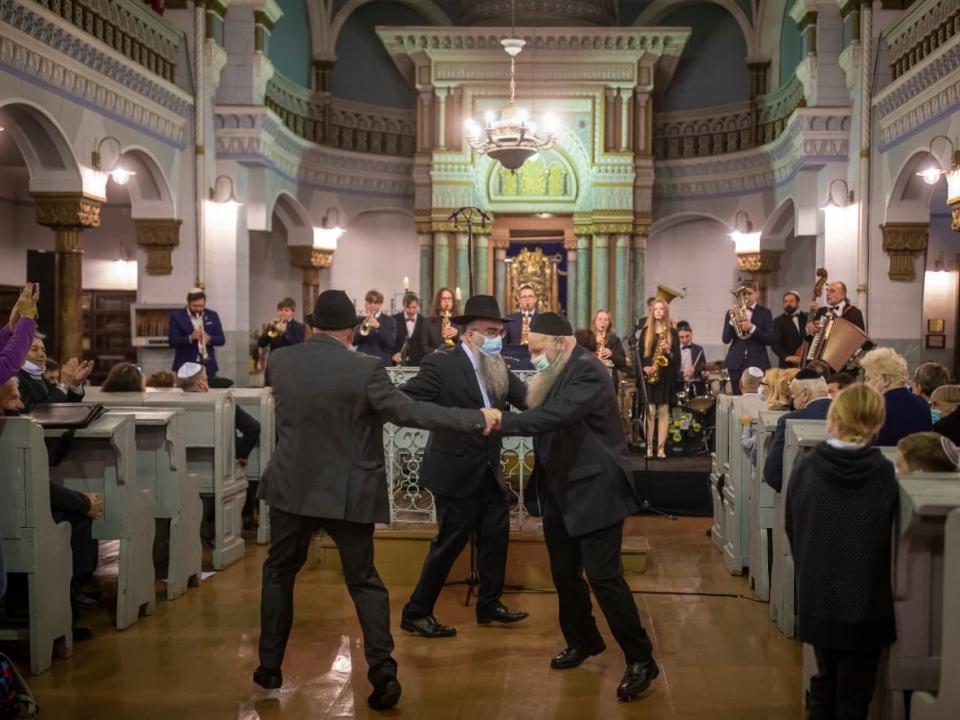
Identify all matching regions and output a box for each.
[860,347,932,446]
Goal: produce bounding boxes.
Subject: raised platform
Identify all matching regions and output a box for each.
[315,525,649,590]
[630,454,713,517]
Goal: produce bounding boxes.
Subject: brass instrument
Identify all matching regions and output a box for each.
[654,283,684,306]
[358,314,374,337]
[520,314,531,346]
[648,331,670,384]
[728,285,751,339]
[596,330,614,368]
[441,310,455,348]
[192,312,208,362]
[266,319,286,338]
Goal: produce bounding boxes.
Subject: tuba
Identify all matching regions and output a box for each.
[728,285,751,339]
[654,284,684,306]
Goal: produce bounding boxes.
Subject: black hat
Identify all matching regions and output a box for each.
[530,312,573,337]
[452,295,509,325]
[312,290,361,330]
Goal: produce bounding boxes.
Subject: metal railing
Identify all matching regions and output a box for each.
[886,0,960,79]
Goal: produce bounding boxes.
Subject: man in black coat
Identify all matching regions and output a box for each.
[722,280,774,394]
[771,291,808,368]
[400,295,529,638]
[495,313,659,703]
[676,321,707,385]
[392,293,429,366]
[257,297,306,353]
[17,334,93,412]
[805,281,865,339]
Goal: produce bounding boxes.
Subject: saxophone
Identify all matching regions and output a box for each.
[520,313,531,346]
[648,331,669,384]
[596,330,614,368]
[441,310,455,348]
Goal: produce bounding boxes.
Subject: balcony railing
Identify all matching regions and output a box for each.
[886,0,960,79]
[653,76,805,160]
[265,71,417,157]
[32,0,181,83]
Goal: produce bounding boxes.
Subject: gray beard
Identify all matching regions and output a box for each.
[526,351,571,408]
[476,351,509,407]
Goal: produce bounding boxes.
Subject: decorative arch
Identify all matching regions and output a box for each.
[118,147,177,220]
[648,210,729,235]
[270,192,315,246]
[755,0,788,93]
[0,100,83,195]
[886,149,942,223]
[761,197,796,246]
[633,0,757,58]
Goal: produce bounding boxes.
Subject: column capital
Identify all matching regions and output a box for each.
[32,194,101,230]
[592,233,610,248]
[135,219,182,275]
[288,245,334,270]
[880,222,928,281]
[736,250,782,274]
[614,233,631,248]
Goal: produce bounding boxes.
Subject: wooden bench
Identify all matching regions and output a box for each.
[230,388,275,545]
[720,395,755,575]
[750,409,785,602]
[0,417,73,674]
[45,414,156,630]
[710,394,733,551]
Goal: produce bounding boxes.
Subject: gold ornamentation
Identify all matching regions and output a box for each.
[33,194,102,230]
[736,251,782,274]
[506,247,560,313]
[288,245,334,269]
[950,201,960,233]
[492,156,570,199]
[880,222,928,281]
[135,219,182,275]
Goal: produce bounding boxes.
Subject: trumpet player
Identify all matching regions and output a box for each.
[257,298,305,352]
[721,280,773,395]
[353,289,397,367]
[640,299,680,459]
[169,288,225,378]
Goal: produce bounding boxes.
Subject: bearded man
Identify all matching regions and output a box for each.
[494,313,660,703]
[400,295,530,638]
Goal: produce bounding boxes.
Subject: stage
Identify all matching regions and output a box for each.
[629,454,713,517]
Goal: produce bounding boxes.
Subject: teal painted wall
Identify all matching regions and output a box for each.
[270,0,311,87]
[659,5,749,112]
[779,5,804,86]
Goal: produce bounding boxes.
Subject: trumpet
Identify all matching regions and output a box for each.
[266,318,287,338]
[728,285,751,339]
[358,314,375,336]
[441,310,455,348]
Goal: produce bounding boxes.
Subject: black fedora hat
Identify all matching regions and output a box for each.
[451,294,510,325]
[312,290,361,330]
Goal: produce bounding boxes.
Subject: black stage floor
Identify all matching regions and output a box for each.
[628,453,712,517]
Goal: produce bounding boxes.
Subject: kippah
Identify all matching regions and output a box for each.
[188,287,204,295]
[747,367,764,378]
[177,362,202,380]
[529,312,573,337]
[796,368,821,380]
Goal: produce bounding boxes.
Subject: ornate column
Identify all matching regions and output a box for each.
[455,232,470,298]
[614,234,630,334]
[135,219,182,275]
[736,250,783,305]
[880,223,929,281]
[435,87,448,150]
[604,87,616,152]
[417,90,434,153]
[288,246,334,317]
[494,242,508,310]
[632,233,647,325]
[620,89,632,151]
[592,234,609,316]
[475,234,490,296]
[575,234,591,330]
[33,194,102,361]
[565,237,577,323]
[418,232,433,303]
[433,232,450,293]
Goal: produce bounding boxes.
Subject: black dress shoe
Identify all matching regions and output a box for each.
[550,642,607,669]
[476,604,529,625]
[617,659,660,701]
[70,587,100,610]
[367,676,402,711]
[253,665,283,690]
[400,615,457,638]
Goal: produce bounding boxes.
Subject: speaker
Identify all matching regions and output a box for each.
[26,249,56,341]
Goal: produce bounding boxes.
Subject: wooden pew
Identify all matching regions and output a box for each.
[751,409,786,601]
[143,391,246,570]
[45,414,156,630]
[710,394,733,551]
[106,408,202,600]
[721,395,756,574]
[0,417,73,674]
[230,388,275,545]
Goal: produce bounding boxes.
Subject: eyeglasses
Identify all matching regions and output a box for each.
[469,328,506,339]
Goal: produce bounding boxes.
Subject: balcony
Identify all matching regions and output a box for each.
[886,0,960,80]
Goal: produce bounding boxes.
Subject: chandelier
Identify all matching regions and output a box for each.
[464,3,557,171]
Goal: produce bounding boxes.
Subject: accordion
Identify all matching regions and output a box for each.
[806,316,869,371]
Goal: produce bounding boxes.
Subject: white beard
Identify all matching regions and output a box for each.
[526,351,571,408]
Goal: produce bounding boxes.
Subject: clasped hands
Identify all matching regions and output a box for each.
[61,357,94,387]
[480,407,503,435]
[7,283,38,330]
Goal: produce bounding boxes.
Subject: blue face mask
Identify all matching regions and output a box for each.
[932,408,942,424]
[479,335,502,357]
[532,353,551,373]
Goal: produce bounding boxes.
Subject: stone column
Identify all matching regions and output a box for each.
[614,234,630,334]
[747,59,770,146]
[575,234,591,330]
[604,88,616,152]
[632,233,647,324]
[433,232,450,293]
[33,194,102,361]
[592,234,609,315]
[494,246,507,310]
[288,246,334,320]
[475,235,489,296]
[565,242,577,324]
[435,87,448,150]
[880,222,929,281]
[736,251,783,306]
[417,90,434,153]
[620,89,632,151]
[454,232,470,298]
[135,219,182,275]
[418,233,433,303]
[312,59,334,93]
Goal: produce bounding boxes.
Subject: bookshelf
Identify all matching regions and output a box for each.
[81,290,137,385]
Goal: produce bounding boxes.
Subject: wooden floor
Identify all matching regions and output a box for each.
[21,516,802,719]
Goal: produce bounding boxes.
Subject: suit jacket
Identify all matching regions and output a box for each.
[772,312,808,368]
[762,397,832,492]
[17,370,84,413]
[401,345,527,498]
[422,315,461,357]
[257,319,306,352]
[169,308,226,377]
[500,345,641,537]
[259,334,485,523]
[393,312,428,366]
[806,303,865,341]
[677,342,707,382]
[722,304,774,372]
[353,313,397,367]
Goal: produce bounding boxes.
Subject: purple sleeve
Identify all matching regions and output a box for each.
[0,317,36,384]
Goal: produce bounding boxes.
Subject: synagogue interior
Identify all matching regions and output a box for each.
[0,0,959,717]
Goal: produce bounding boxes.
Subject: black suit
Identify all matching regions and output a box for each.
[500,346,653,663]
[677,342,707,385]
[400,345,527,619]
[772,311,807,368]
[17,370,84,413]
[721,305,775,394]
[806,303,865,341]
[257,319,306,352]
[393,312,428,366]
[422,316,460,356]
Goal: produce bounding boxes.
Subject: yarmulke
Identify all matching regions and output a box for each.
[796,368,822,380]
[177,362,202,380]
[747,366,764,378]
[529,312,573,337]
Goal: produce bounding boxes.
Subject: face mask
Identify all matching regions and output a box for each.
[479,335,502,357]
[23,360,44,379]
[932,408,942,424]
[532,353,551,373]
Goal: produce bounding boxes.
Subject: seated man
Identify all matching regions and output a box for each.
[737,367,766,460]
[100,363,145,392]
[18,334,93,412]
[762,369,832,492]
[146,369,178,390]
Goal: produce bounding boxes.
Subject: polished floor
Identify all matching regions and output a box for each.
[21,516,802,719]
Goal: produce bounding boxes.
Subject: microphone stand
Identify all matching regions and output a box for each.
[633,332,675,520]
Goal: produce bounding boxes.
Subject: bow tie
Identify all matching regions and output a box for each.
[406,316,417,322]
[829,305,841,311]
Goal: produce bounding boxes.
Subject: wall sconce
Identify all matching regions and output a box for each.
[728,210,761,253]
[820,178,855,209]
[209,175,242,208]
[916,136,959,185]
[92,137,136,185]
[313,207,345,250]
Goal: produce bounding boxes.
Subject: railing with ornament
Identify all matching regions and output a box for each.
[886,0,960,79]
[384,367,536,528]
[265,71,417,157]
[653,77,805,160]
[30,0,181,83]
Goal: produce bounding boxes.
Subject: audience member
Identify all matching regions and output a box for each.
[765,367,798,411]
[145,369,178,389]
[100,363,145,392]
[828,371,856,397]
[738,367,766,458]
[44,358,61,385]
[177,362,260,463]
[803,359,832,380]
[786,383,897,720]
[912,362,950,401]
[931,385,960,444]
[17,334,93,412]
[895,432,960,474]
[860,347,932,446]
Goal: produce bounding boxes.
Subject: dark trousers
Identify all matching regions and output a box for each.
[808,647,881,720]
[235,407,261,461]
[404,474,510,619]
[52,510,98,583]
[542,508,653,664]
[258,507,395,683]
[729,370,742,395]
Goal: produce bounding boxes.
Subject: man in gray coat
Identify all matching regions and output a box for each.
[254,290,498,710]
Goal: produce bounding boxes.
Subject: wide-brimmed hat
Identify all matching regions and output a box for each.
[451,295,509,325]
[312,290,361,330]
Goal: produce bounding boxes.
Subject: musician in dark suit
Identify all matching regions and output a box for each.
[805,281,865,339]
[254,290,497,709]
[392,293,428,366]
[496,313,659,703]
[400,295,529,638]
[502,284,540,369]
[771,291,808,368]
[353,289,397,367]
[17,335,92,412]
[721,280,774,394]
[168,288,226,378]
[676,321,706,383]
[423,287,461,354]
[257,297,305,352]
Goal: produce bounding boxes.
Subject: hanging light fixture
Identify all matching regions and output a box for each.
[92,137,136,186]
[728,210,761,254]
[916,135,959,185]
[464,0,557,171]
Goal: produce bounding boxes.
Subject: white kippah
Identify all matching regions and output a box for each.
[747,366,764,379]
[177,362,202,380]
[189,287,204,295]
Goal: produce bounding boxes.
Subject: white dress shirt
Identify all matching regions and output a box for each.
[459,342,492,408]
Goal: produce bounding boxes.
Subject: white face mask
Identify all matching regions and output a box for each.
[22,360,44,379]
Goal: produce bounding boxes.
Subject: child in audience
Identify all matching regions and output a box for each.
[827,371,856,397]
[895,432,960,473]
[786,383,898,720]
[100,362,145,392]
[44,358,61,385]
[145,369,178,390]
